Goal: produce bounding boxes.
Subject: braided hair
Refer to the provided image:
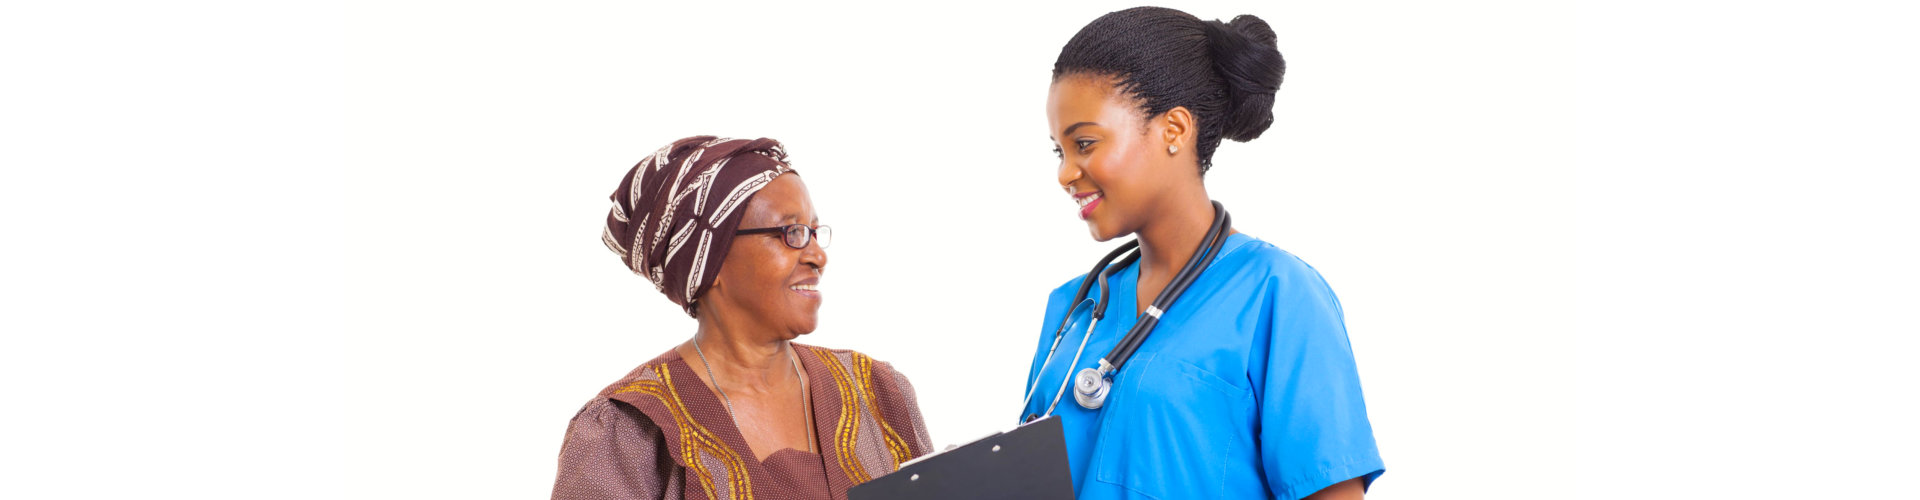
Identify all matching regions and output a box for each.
[1053,7,1285,175]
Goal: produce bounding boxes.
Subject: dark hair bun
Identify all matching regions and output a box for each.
[1203,15,1285,142]
[1053,7,1287,174]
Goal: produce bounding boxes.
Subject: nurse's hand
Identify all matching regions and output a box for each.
[1303,477,1367,500]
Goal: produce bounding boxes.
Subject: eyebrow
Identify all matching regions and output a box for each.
[776,212,818,225]
[1060,121,1099,137]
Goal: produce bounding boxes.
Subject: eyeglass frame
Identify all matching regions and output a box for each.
[735,223,832,249]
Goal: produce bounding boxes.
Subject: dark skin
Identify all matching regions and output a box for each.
[674,173,827,462]
[1047,74,1367,500]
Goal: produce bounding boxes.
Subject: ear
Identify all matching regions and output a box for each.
[692,275,724,322]
[1161,106,1195,152]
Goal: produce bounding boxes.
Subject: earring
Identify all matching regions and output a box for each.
[1168,145,1179,155]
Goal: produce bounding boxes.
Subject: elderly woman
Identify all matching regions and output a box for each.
[552,136,933,500]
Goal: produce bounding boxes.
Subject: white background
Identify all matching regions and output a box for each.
[3,0,1915,498]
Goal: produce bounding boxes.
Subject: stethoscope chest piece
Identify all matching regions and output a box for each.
[1073,367,1111,409]
[1019,201,1230,419]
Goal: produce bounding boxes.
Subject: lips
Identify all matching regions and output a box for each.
[789,277,821,299]
[1074,191,1103,220]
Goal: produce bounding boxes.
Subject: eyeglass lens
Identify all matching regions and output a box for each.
[784,224,831,249]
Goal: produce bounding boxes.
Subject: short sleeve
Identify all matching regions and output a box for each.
[1257,262,1385,500]
[551,398,676,500]
[878,361,937,455]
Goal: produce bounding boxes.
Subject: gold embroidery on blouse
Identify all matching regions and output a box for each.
[617,363,753,500]
[812,347,870,483]
[852,352,914,468]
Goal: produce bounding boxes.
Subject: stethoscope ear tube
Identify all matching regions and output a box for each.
[1062,241,1139,332]
[1029,240,1144,415]
[1094,251,1140,321]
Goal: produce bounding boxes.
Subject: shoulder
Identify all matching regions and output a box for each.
[1217,234,1336,295]
[588,348,683,399]
[795,343,926,405]
[555,384,677,499]
[560,382,670,460]
[1047,271,1090,305]
[554,351,680,441]
[796,343,934,453]
[1035,272,1092,335]
[795,343,911,381]
[565,395,657,435]
[1222,235,1321,278]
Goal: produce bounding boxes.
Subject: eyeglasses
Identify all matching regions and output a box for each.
[736,223,832,249]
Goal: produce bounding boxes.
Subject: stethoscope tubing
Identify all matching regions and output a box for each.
[1104,207,1230,369]
[1020,299,1083,411]
[1045,314,1100,417]
[1023,202,1231,420]
[1020,240,1135,416]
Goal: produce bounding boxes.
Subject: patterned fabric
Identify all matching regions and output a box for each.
[761,450,831,500]
[552,344,934,500]
[602,136,794,317]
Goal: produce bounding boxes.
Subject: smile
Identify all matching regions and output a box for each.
[1074,191,1103,220]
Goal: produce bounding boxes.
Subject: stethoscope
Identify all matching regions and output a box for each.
[1022,201,1231,422]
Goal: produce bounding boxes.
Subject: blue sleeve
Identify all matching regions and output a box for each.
[1257,261,1384,500]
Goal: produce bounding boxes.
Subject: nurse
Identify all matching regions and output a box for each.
[1020,7,1385,500]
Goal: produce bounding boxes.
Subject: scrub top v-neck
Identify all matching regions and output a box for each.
[1020,233,1385,500]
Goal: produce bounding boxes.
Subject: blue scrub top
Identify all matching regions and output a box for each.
[1020,234,1384,500]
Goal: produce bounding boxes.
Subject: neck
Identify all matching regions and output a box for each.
[690,318,794,390]
[1134,193,1219,282]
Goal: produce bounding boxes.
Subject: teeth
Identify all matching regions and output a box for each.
[1075,192,1102,207]
[790,284,819,292]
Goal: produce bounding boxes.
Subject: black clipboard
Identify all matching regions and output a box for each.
[847,416,1076,500]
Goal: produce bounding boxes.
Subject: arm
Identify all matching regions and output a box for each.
[1303,477,1367,500]
[881,361,936,456]
[1256,262,1385,500]
[551,399,674,500]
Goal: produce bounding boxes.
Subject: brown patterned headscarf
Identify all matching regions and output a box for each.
[602,136,795,317]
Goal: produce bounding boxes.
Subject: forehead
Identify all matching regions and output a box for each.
[1047,75,1141,132]
[743,173,814,222]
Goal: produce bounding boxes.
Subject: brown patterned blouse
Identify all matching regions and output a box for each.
[551,343,934,500]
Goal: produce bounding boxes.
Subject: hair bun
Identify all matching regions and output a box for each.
[1203,15,1285,142]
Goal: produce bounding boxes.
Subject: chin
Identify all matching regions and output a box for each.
[1085,220,1124,243]
[790,316,818,337]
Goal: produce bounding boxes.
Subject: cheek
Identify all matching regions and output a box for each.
[1086,146,1146,197]
[752,260,790,296]
[720,248,776,293]
[749,251,801,300]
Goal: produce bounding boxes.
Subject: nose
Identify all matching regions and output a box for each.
[800,233,827,273]
[1057,158,1082,192]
